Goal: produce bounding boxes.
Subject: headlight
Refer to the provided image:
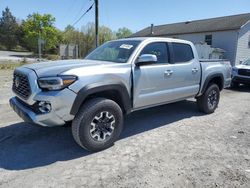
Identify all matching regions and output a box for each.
[38,75,77,91]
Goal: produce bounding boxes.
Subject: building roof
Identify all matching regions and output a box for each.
[131,13,250,37]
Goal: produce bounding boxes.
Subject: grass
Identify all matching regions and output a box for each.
[0,58,29,70]
[43,54,60,61]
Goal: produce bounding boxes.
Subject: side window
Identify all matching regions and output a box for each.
[172,43,194,63]
[140,42,169,64]
[205,35,213,45]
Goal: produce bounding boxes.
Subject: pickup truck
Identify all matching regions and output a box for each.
[9,37,232,151]
[231,58,250,87]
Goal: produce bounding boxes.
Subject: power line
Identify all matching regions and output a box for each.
[63,0,78,22]
[72,0,93,22]
[71,2,94,27]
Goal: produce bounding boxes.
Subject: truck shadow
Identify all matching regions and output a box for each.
[0,100,202,170]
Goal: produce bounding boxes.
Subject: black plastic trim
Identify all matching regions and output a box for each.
[9,97,33,123]
[232,76,250,84]
[200,73,224,94]
[70,82,132,115]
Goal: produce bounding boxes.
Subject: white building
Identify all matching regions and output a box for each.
[131,13,250,65]
[195,43,225,60]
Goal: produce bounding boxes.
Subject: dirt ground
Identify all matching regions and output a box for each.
[0,51,35,63]
[0,69,250,188]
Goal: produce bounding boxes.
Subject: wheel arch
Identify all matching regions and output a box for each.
[201,73,224,94]
[70,82,132,115]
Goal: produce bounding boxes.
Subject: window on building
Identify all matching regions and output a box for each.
[172,43,194,63]
[140,42,169,64]
[205,35,213,45]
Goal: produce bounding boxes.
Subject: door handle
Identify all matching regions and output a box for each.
[164,70,173,77]
[192,68,199,73]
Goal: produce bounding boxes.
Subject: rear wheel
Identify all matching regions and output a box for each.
[72,98,123,152]
[197,84,220,114]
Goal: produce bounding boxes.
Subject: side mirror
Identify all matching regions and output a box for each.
[136,54,157,66]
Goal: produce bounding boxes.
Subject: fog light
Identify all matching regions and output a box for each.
[38,101,51,113]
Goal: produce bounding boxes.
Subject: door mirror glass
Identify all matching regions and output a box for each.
[136,54,157,65]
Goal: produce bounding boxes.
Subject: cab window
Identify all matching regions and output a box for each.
[140,42,169,64]
[172,43,194,63]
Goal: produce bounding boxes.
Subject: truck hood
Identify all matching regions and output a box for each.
[23,59,113,77]
[235,64,250,70]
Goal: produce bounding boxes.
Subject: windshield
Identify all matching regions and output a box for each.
[243,59,250,66]
[85,40,141,63]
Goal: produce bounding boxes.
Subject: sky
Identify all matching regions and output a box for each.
[0,0,250,32]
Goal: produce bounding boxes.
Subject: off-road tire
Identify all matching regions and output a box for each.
[72,98,123,152]
[197,84,220,114]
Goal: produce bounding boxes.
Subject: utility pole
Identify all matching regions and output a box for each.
[38,32,42,61]
[78,28,81,58]
[38,21,42,61]
[95,0,99,47]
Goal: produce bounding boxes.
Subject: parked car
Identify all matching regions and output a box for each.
[9,37,232,151]
[231,58,250,87]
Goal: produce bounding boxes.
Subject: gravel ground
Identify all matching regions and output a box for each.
[0,70,250,188]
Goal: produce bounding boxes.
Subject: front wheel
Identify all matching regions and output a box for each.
[197,84,220,114]
[72,98,123,152]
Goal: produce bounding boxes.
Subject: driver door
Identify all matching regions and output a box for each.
[133,42,176,108]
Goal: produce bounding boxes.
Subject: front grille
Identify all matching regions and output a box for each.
[238,69,250,77]
[12,71,31,99]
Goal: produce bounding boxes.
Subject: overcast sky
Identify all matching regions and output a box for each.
[1,0,250,32]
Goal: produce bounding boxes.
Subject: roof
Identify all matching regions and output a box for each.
[131,13,250,37]
[114,37,193,44]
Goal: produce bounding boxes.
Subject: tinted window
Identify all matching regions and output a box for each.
[140,42,169,64]
[243,59,250,65]
[172,43,194,63]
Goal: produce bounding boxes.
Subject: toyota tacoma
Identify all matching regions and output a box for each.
[10,37,232,151]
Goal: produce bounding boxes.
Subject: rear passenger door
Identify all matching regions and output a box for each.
[168,42,201,99]
[133,41,201,109]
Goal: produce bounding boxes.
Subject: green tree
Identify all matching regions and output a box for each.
[62,25,82,44]
[82,23,95,57]
[62,23,132,58]
[116,27,132,39]
[99,26,115,44]
[81,23,116,57]
[22,13,61,53]
[62,25,85,57]
[0,7,19,50]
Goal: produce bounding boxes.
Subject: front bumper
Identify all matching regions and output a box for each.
[10,97,66,127]
[232,76,250,84]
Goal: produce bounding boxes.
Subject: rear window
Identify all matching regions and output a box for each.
[172,43,194,63]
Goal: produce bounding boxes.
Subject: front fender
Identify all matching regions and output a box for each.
[70,82,131,115]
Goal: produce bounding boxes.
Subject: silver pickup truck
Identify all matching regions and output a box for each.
[9,37,231,151]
